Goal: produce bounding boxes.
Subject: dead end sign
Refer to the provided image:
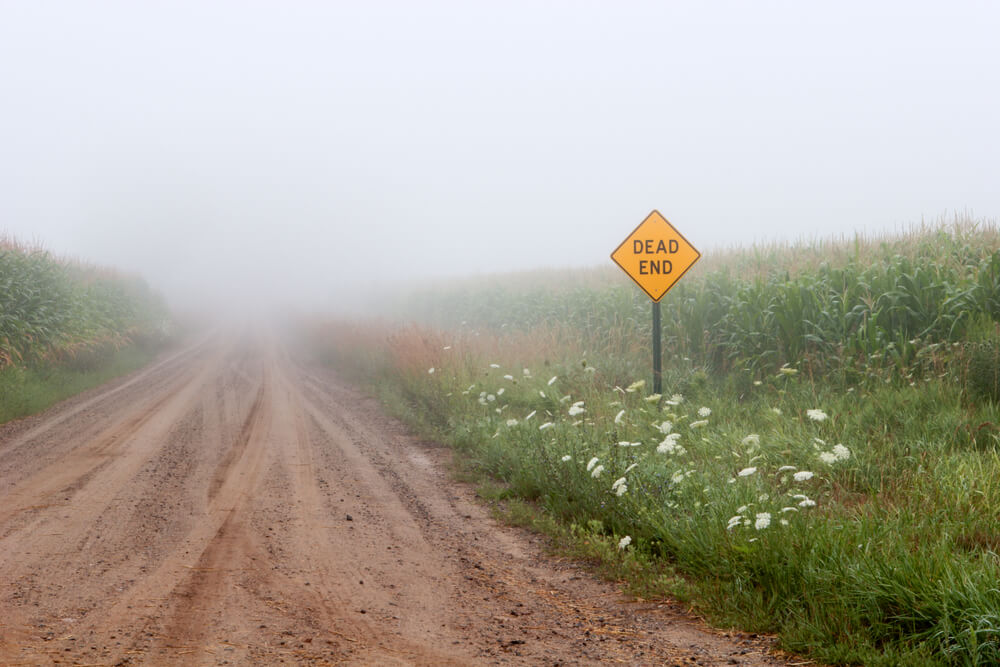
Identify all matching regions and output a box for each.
[611,210,700,302]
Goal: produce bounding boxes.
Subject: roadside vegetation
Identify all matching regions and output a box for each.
[304,218,1000,666]
[0,237,171,423]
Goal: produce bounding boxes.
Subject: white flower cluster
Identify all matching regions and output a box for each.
[657,433,684,455]
[818,443,851,464]
[806,408,829,422]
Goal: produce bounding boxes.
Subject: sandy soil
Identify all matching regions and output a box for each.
[0,333,789,666]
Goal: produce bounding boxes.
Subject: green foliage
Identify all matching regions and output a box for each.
[0,242,168,369]
[399,225,1000,386]
[0,341,161,423]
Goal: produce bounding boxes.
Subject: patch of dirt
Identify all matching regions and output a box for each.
[0,333,789,665]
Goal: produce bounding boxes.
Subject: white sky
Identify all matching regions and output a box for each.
[2,1,998,311]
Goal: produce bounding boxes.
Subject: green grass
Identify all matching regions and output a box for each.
[0,338,166,424]
[303,219,1000,666]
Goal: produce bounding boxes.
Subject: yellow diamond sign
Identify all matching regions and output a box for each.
[611,210,700,302]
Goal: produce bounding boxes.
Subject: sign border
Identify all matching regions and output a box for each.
[610,210,701,302]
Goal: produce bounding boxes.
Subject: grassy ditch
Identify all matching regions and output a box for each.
[0,337,164,424]
[304,220,1000,666]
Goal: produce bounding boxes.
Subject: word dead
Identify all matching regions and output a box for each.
[633,239,680,275]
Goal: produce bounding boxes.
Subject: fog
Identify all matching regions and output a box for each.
[2,1,998,313]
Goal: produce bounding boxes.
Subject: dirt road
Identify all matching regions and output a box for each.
[0,334,785,666]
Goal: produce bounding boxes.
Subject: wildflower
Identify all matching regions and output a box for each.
[591,465,605,478]
[586,457,600,471]
[611,477,628,496]
[626,380,646,393]
[617,535,631,550]
[428,367,435,374]
[738,467,757,477]
[689,419,709,429]
[698,407,711,418]
[798,498,816,508]
[806,409,829,422]
[539,391,546,398]
[671,471,685,484]
[618,441,642,447]
[489,363,500,369]
[777,465,797,473]
[754,512,771,530]
[525,410,536,420]
[778,365,798,376]
[644,393,662,403]
[726,515,744,530]
[742,434,760,447]
[657,433,683,455]
[443,346,452,350]
[487,394,496,402]
[664,393,684,406]
[497,388,505,396]
[780,519,790,526]
[503,374,514,381]
[523,368,531,376]
[560,395,572,403]
[793,471,814,482]
[771,408,782,416]
[548,376,558,386]
[737,505,749,513]
[753,380,763,386]
[818,445,848,464]
[561,455,572,462]
[781,506,799,513]
[539,422,554,430]
[614,409,625,424]
[568,403,586,417]
[584,366,597,373]
[624,463,639,473]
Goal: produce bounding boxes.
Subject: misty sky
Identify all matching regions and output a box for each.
[2,1,998,310]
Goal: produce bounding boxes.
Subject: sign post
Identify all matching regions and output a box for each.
[611,210,700,394]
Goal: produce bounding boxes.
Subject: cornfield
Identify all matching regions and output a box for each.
[400,219,1000,387]
[0,237,168,368]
